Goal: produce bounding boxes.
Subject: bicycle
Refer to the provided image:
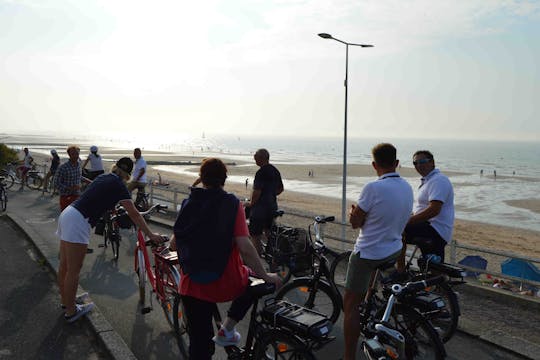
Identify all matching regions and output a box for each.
[210,277,334,359]
[134,204,187,335]
[96,204,133,260]
[331,243,465,343]
[0,176,7,211]
[258,209,313,284]
[361,272,447,359]
[274,215,345,323]
[1,162,43,190]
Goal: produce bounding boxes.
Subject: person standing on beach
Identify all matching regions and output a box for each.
[55,145,82,211]
[343,143,413,360]
[127,148,147,193]
[395,150,455,274]
[247,149,284,255]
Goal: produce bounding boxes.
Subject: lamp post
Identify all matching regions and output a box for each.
[318,33,373,243]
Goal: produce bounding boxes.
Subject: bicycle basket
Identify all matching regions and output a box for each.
[94,216,105,235]
[115,207,133,229]
[262,299,333,340]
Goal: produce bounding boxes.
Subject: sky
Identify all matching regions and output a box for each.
[1,0,539,142]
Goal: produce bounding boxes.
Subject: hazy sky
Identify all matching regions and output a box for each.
[1,0,539,141]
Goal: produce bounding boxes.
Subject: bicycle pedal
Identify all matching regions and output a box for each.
[141,307,152,314]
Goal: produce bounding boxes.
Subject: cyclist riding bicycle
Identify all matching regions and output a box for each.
[43,149,60,192]
[395,150,455,275]
[16,147,34,189]
[169,158,281,360]
[81,145,105,180]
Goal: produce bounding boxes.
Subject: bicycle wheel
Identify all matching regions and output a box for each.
[158,263,181,330]
[275,278,341,323]
[26,174,42,190]
[136,249,147,304]
[420,282,459,343]
[110,231,120,260]
[172,294,188,336]
[378,304,446,360]
[135,194,149,212]
[254,329,315,360]
[329,250,351,300]
[1,173,14,190]
[0,188,6,211]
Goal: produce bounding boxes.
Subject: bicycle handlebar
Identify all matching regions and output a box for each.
[139,203,168,216]
[314,215,335,224]
[391,275,446,297]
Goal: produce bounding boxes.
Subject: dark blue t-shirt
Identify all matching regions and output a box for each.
[72,173,131,226]
[251,164,283,219]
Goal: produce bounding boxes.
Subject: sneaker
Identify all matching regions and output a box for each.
[61,292,90,309]
[64,302,94,323]
[212,327,241,347]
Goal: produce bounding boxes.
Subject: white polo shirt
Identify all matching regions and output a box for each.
[415,168,454,243]
[132,156,147,184]
[354,172,413,260]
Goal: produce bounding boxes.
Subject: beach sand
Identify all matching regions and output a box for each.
[26,147,540,262]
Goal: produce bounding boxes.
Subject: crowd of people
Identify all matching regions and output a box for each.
[17,142,454,358]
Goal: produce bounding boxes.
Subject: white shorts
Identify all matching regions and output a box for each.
[56,205,91,245]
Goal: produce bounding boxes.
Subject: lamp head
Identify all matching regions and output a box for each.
[318,33,332,39]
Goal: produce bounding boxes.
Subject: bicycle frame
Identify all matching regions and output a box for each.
[135,229,180,305]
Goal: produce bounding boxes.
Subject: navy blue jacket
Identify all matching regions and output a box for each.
[173,187,239,284]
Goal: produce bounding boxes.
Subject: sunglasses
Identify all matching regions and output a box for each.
[413,158,432,166]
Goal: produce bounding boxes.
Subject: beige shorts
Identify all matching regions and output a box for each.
[345,250,401,297]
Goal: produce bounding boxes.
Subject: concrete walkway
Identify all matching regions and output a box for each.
[3,188,540,359]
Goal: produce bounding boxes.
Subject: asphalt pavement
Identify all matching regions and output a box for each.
[2,188,540,360]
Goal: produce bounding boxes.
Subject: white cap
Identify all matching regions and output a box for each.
[90,145,98,152]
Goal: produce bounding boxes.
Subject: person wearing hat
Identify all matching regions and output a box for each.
[82,145,105,181]
[43,149,60,193]
[56,157,166,323]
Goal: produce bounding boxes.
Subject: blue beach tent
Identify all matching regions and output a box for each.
[458,255,488,277]
[501,258,540,282]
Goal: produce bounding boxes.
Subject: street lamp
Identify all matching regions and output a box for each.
[318,33,373,243]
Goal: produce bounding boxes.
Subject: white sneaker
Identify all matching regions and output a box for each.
[213,327,241,346]
[64,302,95,323]
[61,292,90,309]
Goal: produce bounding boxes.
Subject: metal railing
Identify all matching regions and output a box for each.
[146,182,540,288]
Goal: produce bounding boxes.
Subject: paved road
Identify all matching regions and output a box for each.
[4,189,536,359]
[0,216,110,360]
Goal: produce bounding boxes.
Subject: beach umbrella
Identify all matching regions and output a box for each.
[501,258,540,282]
[458,255,487,277]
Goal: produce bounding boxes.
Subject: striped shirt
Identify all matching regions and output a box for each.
[55,161,81,196]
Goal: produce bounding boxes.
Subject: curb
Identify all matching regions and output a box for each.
[5,213,137,360]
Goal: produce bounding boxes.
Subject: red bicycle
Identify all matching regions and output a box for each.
[134,204,187,335]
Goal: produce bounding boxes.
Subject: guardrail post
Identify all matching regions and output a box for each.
[42,164,47,195]
[149,183,154,206]
[173,190,178,212]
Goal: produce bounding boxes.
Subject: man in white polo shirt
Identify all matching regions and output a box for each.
[343,143,413,360]
[127,147,147,193]
[396,150,455,273]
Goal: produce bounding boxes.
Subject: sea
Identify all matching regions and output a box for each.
[2,132,539,232]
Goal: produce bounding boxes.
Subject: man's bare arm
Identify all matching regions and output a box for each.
[408,200,442,225]
[349,204,367,229]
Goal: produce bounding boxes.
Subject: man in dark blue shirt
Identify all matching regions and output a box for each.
[247,149,284,254]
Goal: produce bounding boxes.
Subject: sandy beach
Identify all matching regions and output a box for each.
[19,145,540,263]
